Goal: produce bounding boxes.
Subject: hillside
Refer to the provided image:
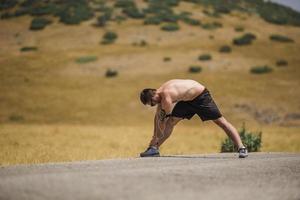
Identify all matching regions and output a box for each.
[0,0,299,165]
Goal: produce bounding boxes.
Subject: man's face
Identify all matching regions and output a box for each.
[148,98,157,107]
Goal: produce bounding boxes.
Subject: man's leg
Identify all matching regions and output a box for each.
[213,116,244,149]
[149,117,182,148]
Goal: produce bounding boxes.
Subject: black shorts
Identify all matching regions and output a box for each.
[169,89,222,121]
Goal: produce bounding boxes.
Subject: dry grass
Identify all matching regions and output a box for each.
[0,123,299,166]
[0,3,300,166]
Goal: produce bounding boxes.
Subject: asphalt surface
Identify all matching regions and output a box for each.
[0,153,299,200]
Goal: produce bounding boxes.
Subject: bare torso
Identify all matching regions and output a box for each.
[157,79,205,103]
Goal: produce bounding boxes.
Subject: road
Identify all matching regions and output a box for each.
[0,153,299,200]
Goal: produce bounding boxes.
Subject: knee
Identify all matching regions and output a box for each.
[168,117,180,126]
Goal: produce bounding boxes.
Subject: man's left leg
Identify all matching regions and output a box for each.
[213,116,244,148]
[213,116,248,158]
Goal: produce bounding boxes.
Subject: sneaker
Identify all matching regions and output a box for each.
[140,146,160,157]
[238,147,248,158]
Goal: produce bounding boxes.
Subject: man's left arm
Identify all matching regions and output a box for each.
[158,92,173,122]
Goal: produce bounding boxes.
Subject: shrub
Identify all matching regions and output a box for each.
[101,31,118,44]
[276,59,288,67]
[57,2,94,25]
[189,65,202,73]
[30,17,52,30]
[233,33,256,45]
[9,114,24,122]
[75,56,98,64]
[30,3,58,16]
[182,17,201,26]
[201,22,222,30]
[198,54,212,61]
[250,65,273,74]
[219,45,231,53]
[114,0,135,8]
[221,124,262,152]
[234,26,244,32]
[95,9,113,27]
[20,46,38,52]
[0,0,18,10]
[122,6,145,19]
[163,57,171,62]
[161,23,180,31]
[269,34,294,43]
[105,69,118,77]
[144,16,162,25]
[114,15,127,24]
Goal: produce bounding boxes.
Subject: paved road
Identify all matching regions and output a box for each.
[0,153,299,200]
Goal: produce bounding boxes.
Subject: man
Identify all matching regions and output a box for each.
[139,79,248,158]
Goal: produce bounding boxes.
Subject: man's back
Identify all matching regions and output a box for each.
[157,79,205,102]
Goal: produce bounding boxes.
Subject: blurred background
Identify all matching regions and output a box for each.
[0,0,299,165]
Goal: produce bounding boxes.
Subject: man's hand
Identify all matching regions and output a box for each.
[158,109,167,121]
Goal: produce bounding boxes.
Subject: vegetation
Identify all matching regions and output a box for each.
[161,23,180,31]
[219,45,231,53]
[201,22,222,30]
[101,31,118,44]
[29,17,52,30]
[9,114,24,122]
[20,46,38,52]
[75,56,98,64]
[163,57,171,62]
[188,65,202,73]
[105,69,118,77]
[198,54,212,61]
[276,59,288,67]
[234,26,244,32]
[233,33,256,46]
[250,65,273,74]
[221,125,262,152]
[269,34,294,43]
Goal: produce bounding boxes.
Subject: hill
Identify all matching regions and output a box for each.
[0,0,299,165]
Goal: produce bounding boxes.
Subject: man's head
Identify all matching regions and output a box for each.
[140,88,157,106]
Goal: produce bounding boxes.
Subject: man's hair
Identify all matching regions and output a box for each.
[140,88,156,105]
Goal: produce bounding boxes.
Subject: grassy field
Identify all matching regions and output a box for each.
[0,1,299,166]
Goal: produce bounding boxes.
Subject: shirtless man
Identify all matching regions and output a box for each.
[139,79,248,158]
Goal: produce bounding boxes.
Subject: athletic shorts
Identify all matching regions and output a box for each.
[169,88,222,121]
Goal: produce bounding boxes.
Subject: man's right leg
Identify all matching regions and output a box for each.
[149,117,182,148]
[141,117,181,157]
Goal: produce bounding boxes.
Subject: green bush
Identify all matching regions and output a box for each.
[30,3,58,16]
[269,34,294,43]
[57,2,94,25]
[201,22,222,30]
[114,0,135,8]
[257,1,300,26]
[144,16,162,25]
[105,69,118,77]
[95,11,112,27]
[250,65,273,74]
[233,33,256,45]
[9,114,24,122]
[219,45,231,53]
[182,17,201,26]
[163,57,171,62]
[198,54,212,61]
[221,124,262,152]
[75,56,98,64]
[101,31,118,44]
[122,6,145,19]
[20,46,38,52]
[30,17,52,30]
[161,23,180,31]
[0,0,18,10]
[234,26,244,32]
[188,65,202,73]
[276,59,288,67]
